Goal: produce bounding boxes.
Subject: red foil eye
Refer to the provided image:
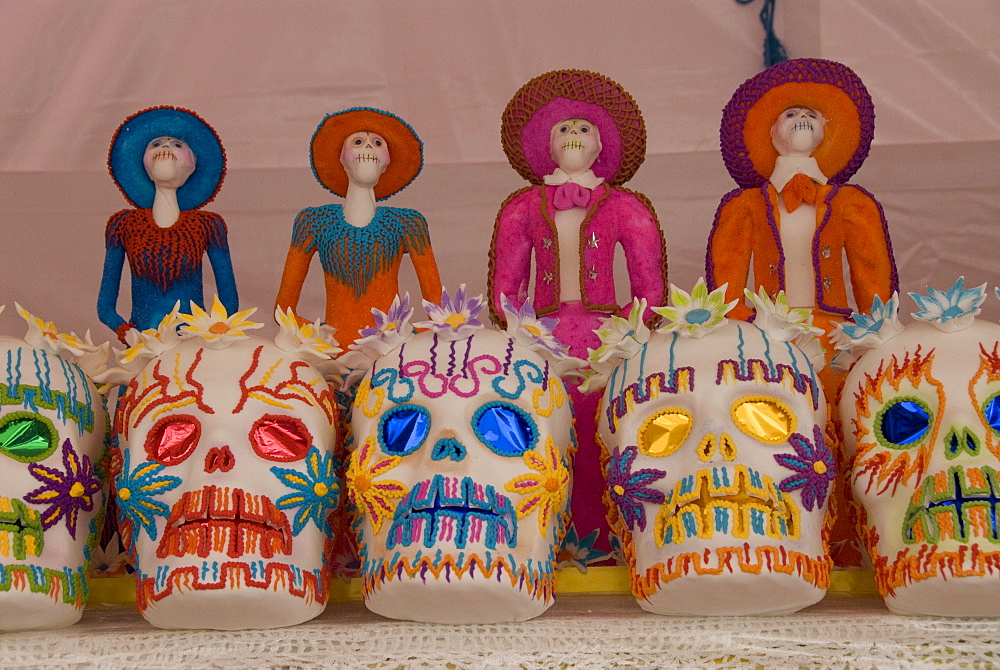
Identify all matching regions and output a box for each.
[250,415,313,462]
[145,415,201,465]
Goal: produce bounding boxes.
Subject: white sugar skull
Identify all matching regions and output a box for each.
[113,337,339,629]
[143,136,197,188]
[841,320,1000,615]
[549,118,602,174]
[340,131,390,187]
[0,336,106,630]
[597,321,832,615]
[348,328,575,623]
[770,106,827,157]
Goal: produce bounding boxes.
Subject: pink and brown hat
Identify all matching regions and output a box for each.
[501,69,646,186]
[721,58,875,189]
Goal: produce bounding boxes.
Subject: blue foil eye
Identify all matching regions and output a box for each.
[985,395,1000,435]
[473,403,537,457]
[878,398,931,447]
[379,406,430,455]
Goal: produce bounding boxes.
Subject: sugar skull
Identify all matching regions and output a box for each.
[840,283,1000,615]
[0,315,107,630]
[594,290,832,615]
[345,290,576,623]
[113,317,340,629]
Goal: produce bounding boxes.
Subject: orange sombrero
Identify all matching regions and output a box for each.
[721,58,875,189]
[310,107,423,201]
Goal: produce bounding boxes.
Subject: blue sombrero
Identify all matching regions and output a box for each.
[108,106,226,210]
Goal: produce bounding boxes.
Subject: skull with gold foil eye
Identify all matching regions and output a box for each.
[596,320,832,615]
[841,319,1000,615]
[113,336,339,630]
[0,335,106,631]
[347,328,576,623]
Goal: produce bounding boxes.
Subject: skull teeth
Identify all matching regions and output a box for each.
[0,497,44,560]
[386,475,517,550]
[904,466,1000,545]
[561,141,585,151]
[152,150,176,161]
[653,466,799,546]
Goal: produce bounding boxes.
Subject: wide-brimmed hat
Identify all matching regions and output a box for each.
[310,107,423,201]
[501,69,646,186]
[721,58,875,189]
[108,106,226,210]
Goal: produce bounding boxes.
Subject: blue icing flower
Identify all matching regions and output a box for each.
[271,446,341,536]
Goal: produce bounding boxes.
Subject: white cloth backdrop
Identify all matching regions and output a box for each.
[2,0,998,340]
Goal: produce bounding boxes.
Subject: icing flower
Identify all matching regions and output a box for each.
[340,294,417,386]
[500,294,569,359]
[605,445,666,532]
[830,293,903,352]
[590,298,651,364]
[24,439,102,539]
[178,295,263,349]
[14,304,111,378]
[555,526,608,573]
[909,277,986,333]
[774,425,836,512]
[114,447,182,544]
[504,437,570,537]
[653,279,737,339]
[744,288,823,343]
[274,307,346,383]
[346,438,407,534]
[271,446,341,537]
[414,285,486,342]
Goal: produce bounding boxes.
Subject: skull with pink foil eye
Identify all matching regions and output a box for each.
[346,326,576,624]
[595,319,833,615]
[113,335,339,630]
[840,282,1000,616]
[0,327,107,631]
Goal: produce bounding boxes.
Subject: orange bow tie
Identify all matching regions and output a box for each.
[781,173,818,212]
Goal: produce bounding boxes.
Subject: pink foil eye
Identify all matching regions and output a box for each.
[145,415,201,465]
[250,415,313,462]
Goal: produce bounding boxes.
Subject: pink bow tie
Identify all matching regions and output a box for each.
[552,181,592,210]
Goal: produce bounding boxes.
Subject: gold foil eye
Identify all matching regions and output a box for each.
[732,396,797,444]
[638,409,693,457]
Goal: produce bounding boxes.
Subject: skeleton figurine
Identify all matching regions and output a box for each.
[590,283,833,615]
[276,108,442,346]
[838,279,1000,615]
[343,289,579,623]
[100,107,238,343]
[108,300,341,629]
[0,306,108,630]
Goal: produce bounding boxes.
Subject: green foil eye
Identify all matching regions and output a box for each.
[732,397,797,444]
[638,409,693,457]
[0,412,59,462]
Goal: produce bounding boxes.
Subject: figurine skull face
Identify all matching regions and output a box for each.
[348,329,575,623]
[114,337,339,630]
[0,336,106,630]
[770,107,827,157]
[143,136,197,188]
[549,118,602,174]
[340,131,390,187]
[841,320,1000,615]
[597,321,831,615]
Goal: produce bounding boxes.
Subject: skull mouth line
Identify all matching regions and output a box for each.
[791,121,814,132]
[654,466,799,546]
[158,486,292,559]
[560,141,585,151]
[354,155,381,163]
[0,497,44,560]
[151,150,177,161]
[904,466,1000,545]
[386,476,517,551]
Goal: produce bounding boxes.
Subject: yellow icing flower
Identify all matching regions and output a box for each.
[504,436,570,536]
[178,296,263,349]
[346,438,407,534]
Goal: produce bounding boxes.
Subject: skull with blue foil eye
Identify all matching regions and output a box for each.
[347,327,576,623]
[595,320,833,615]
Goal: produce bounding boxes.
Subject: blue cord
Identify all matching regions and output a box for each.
[736,0,788,67]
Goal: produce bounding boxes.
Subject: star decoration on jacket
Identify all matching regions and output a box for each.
[542,238,553,249]
[587,233,600,249]
[542,271,554,284]
[588,267,599,280]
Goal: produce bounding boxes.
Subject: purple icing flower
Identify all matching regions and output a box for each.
[415,285,486,341]
[774,425,836,512]
[606,445,666,532]
[500,294,568,358]
[25,439,102,539]
[360,293,414,339]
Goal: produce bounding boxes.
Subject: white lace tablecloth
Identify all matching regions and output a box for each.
[2,594,999,669]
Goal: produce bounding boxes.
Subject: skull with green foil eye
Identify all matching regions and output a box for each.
[0,335,106,631]
[596,320,833,615]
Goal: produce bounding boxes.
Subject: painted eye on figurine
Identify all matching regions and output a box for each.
[353,137,364,146]
[876,397,932,448]
[250,414,313,462]
[732,396,796,444]
[172,140,184,149]
[0,412,59,463]
[558,124,570,134]
[638,408,692,457]
[473,402,537,457]
[578,124,591,133]
[983,393,1000,436]
[146,414,201,465]
[373,138,383,147]
[380,405,430,456]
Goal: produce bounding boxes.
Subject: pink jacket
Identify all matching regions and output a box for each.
[488,183,667,324]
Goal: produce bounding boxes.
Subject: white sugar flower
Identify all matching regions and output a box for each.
[413,285,487,342]
[653,279,737,339]
[500,295,569,359]
[178,296,263,349]
[909,277,986,333]
[274,307,346,384]
[745,288,823,343]
[830,293,903,352]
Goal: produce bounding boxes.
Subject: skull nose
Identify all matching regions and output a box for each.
[431,437,467,462]
[696,433,738,463]
[945,426,981,459]
[205,445,235,473]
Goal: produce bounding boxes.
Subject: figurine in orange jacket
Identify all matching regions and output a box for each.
[276,108,442,345]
